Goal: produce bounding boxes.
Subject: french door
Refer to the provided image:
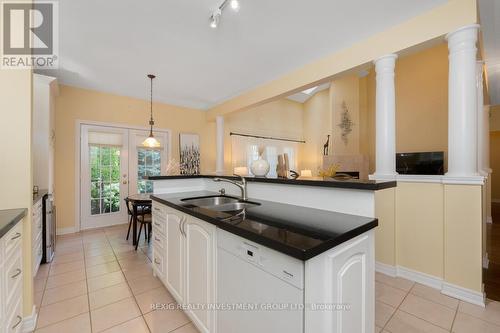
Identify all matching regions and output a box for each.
[80,125,168,230]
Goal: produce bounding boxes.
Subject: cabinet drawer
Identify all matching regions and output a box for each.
[152,247,165,278]
[152,231,166,250]
[4,222,22,259]
[6,298,23,333]
[152,203,166,218]
[152,214,167,236]
[5,253,23,310]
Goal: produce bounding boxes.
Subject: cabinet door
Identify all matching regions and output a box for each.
[165,212,184,304]
[185,217,216,333]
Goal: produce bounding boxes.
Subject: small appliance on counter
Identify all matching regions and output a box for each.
[42,194,56,263]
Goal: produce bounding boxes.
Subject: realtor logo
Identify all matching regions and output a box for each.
[1,1,58,68]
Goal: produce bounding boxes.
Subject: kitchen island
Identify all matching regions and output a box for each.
[148,175,395,333]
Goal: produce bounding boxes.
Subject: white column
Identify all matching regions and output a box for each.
[372,54,398,179]
[215,115,225,175]
[446,25,480,178]
[476,61,487,176]
[484,105,491,172]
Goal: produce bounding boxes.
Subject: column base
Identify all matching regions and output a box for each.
[369,173,398,181]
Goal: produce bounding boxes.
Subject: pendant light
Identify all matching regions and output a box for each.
[142,74,161,148]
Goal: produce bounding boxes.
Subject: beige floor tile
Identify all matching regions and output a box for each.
[42,280,88,306]
[90,297,142,332]
[45,269,86,289]
[135,286,175,314]
[85,246,114,257]
[375,326,382,333]
[34,312,91,333]
[36,263,51,278]
[87,271,126,292]
[386,310,449,333]
[84,241,112,250]
[410,283,459,310]
[122,264,153,281]
[119,257,151,269]
[86,261,121,278]
[34,291,44,309]
[49,260,85,276]
[34,277,47,293]
[376,281,408,307]
[458,299,500,326]
[376,272,414,292]
[36,295,89,329]
[128,274,163,295]
[115,249,148,260]
[453,311,500,333]
[85,254,117,267]
[51,252,85,264]
[172,323,200,333]
[89,282,132,310]
[375,301,396,328]
[144,307,191,333]
[56,245,84,256]
[112,244,137,254]
[400,294,456,330]
[101,316,150,333]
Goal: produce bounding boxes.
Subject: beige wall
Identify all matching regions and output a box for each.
[54,85,215,231]
[0,69,34,316]
[490,131,500,200]
[300,90,330,173]
[491,105,500,132]
[223,99,304,172]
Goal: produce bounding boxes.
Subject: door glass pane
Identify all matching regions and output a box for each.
[89,144,121,215]
[137,148,161,193]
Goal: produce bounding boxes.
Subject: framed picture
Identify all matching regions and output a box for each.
[179,133,200,175]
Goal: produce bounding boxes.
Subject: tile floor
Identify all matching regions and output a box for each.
[33,224,198,333]
[33,224,500,333]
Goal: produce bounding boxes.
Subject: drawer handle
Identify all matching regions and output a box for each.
[11,232,21,241]
[154,207,160,211]
[11,268,22,279]
[154,222,161,227]
[12,315,22,329]
[155,237,161,242]
[154,258,161,265]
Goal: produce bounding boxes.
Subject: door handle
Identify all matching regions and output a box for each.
[12,315,22,329]
[11,268,22,279]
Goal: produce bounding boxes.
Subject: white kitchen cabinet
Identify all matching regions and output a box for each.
[152,203,216,333]
[1,220,24,333]
[184,216,217,333]
[32,199,43,276]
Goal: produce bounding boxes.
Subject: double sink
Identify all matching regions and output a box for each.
[181,195,260,213]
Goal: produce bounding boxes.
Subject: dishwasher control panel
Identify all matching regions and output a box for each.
[217,229,304,289]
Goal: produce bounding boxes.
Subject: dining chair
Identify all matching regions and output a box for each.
[135,209,152,250]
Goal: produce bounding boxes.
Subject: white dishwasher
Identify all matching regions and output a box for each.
[216,229,304,333]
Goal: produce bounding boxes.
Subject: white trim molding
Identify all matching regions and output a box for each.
[22,305,38,333]
[370,174,485,185]
[376,262,485,307]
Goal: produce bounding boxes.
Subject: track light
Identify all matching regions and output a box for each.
[230,0,240,11]
[209,0,241,29]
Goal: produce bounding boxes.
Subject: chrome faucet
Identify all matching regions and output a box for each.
[213,175,248,201]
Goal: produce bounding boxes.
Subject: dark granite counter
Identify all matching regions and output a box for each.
[147,174,396,191]
[151,191,377,260]
[0,208,27,239]
[33,189,48,205]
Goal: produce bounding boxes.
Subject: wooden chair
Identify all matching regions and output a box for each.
[135,211,152,250]
[125,198,151,241]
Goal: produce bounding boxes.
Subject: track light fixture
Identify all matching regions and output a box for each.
[209,0,240,29]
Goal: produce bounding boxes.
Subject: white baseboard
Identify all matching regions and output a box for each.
[486,216,493,224]
[396,265,443,290]
[376,261,485,307]
[375,262,397,277]
[22,305,37,332]
[442,282,485,307]
[56,226,77,235]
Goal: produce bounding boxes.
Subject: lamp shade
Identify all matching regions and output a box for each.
[142,135,161,148]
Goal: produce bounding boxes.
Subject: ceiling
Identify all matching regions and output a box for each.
[479,0,500,106]
[39,0,449,110]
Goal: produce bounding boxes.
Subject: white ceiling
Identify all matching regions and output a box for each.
[39,0,449,110]
[479,0,500,106]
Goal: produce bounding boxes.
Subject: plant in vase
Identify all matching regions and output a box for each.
[318,164,341,180]
[250,146,270,177]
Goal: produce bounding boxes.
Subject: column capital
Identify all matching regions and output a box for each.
[446,24,480,52]
[373,54,398,67]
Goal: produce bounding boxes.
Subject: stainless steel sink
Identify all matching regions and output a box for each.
[205,202,260,212]
[181,195,260,212]
[181,195,239,207]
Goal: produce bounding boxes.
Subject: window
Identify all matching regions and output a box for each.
[90,145,121,215]
[137,148,161,193]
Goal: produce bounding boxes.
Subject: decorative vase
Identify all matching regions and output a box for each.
[251,157,270,177]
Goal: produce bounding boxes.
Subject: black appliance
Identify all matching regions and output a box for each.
[42,194,56,263]
[396,152,444,175]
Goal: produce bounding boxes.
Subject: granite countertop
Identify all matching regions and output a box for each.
[147,174,396,191]
[0,208,27,238]
[33,189,48,205]
[151,191,378,260]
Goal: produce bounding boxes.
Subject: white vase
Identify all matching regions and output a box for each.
[251,157,270,177]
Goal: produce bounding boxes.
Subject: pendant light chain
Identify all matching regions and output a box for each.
[149,74,155,135]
